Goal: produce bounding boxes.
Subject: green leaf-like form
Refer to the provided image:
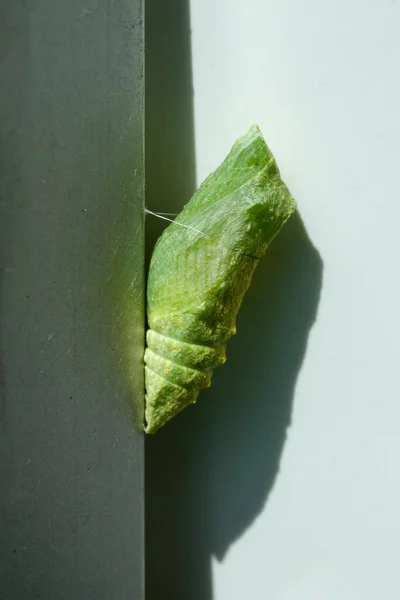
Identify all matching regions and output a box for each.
[145,125,296,433]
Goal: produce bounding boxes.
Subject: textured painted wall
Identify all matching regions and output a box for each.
[146,1,400,598]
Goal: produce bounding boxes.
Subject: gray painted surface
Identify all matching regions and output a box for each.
[0,1,144,598]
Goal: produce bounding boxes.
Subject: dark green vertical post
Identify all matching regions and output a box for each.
[0,0,145,598]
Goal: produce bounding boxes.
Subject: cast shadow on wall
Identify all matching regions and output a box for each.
[146,208,323,600]
[144,0,324,598]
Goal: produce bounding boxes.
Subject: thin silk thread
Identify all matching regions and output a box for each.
[144,208,207,237]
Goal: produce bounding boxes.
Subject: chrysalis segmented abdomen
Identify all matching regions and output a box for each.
[144,329,226,433]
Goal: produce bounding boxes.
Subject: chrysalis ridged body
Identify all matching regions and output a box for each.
[145,125,296,433]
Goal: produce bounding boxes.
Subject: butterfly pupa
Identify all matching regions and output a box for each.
[144,124,296,433]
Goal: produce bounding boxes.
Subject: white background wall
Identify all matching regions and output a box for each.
[189,1,400,598]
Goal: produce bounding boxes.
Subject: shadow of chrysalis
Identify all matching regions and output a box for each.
[146,210,323,599]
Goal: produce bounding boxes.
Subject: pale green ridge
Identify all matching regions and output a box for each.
[145,124,296,433]
[146,329,226,370]
[144,348,212,389]
[145,367,198,434]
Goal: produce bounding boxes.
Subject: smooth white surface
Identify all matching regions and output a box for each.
[190,0,400,598]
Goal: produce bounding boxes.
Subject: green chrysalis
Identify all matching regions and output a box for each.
[145,125,296,433]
